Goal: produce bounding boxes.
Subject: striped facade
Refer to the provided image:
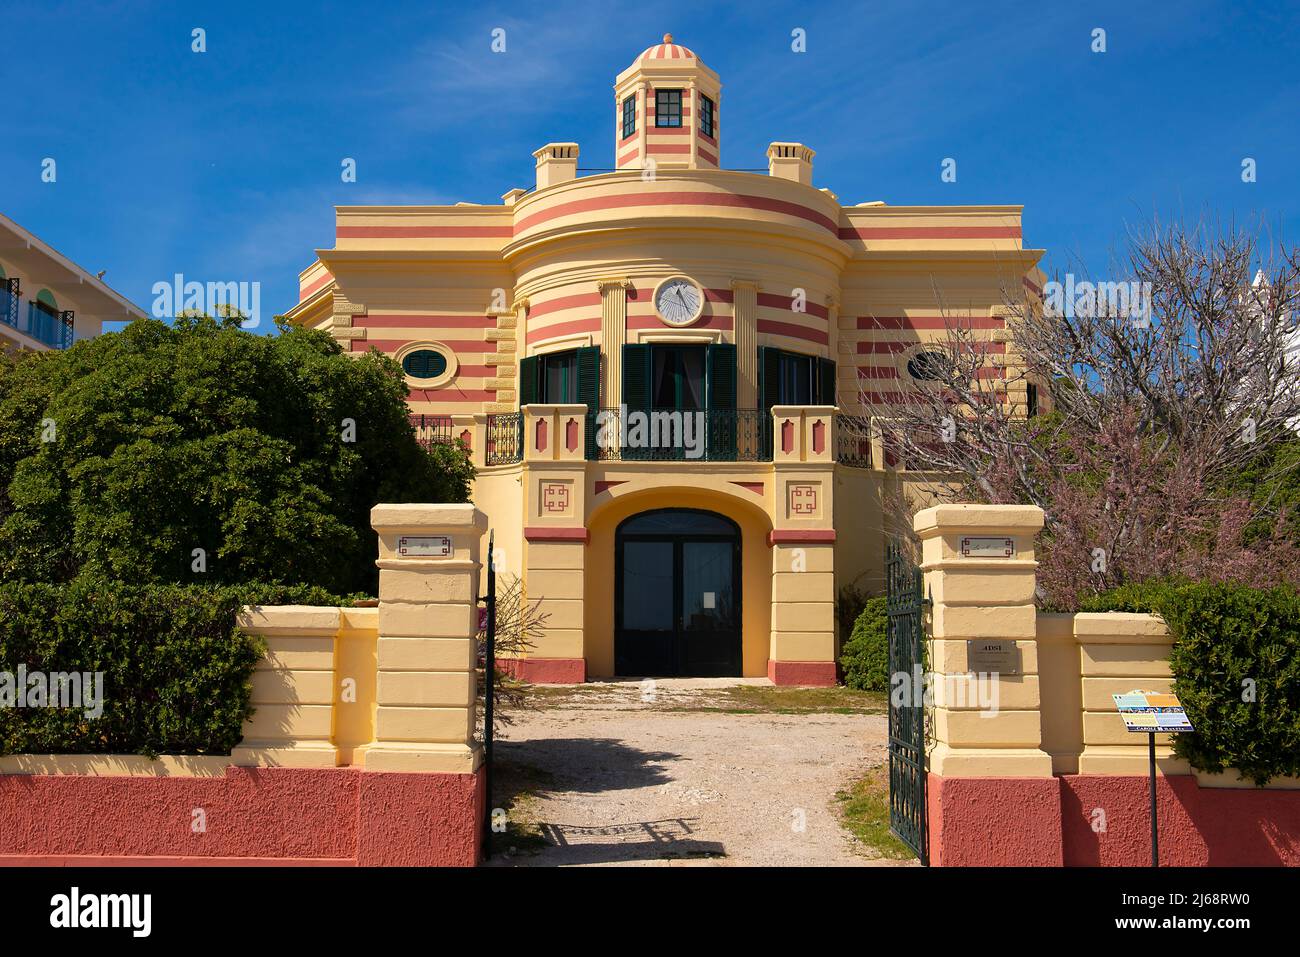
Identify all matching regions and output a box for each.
[282,36,1047,685]
[613,35,720,172]
[290,194,1039,420]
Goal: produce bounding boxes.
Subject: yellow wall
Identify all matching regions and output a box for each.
[832,466,885,599]
[471,462,525,577]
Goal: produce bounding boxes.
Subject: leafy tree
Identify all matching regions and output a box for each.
[0,314,473,594]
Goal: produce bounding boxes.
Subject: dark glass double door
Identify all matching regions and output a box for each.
[615,509,741,677]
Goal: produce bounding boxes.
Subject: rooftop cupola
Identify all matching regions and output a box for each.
[613,34,722,172]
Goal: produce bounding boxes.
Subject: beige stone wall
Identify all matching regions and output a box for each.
[919,502,1298,787]
[0,505,486,777]
[1041,611,1186,777]
[917,504,1053,778]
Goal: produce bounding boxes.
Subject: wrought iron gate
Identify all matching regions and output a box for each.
[480,530,496,858]
[886,542,929,865]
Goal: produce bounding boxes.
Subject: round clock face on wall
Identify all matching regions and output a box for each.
[653,277,705,327]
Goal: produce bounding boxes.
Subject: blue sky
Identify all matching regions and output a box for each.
[2,0,1297,331]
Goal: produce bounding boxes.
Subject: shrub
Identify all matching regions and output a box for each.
[0,580,357,758]
[0,314,474,595]
[841,596,889,691]
[837,582,872,643]
[1083,580,1300,785]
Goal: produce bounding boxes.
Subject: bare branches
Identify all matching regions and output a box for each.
[856,216,1300,607]
[477,573,547,735]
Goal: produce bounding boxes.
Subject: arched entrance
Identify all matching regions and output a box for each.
[614,508,741,677]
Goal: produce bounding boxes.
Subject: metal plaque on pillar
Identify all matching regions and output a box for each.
[397,535,453,557]
[960,536,1016,558]
[966,639,1020,674]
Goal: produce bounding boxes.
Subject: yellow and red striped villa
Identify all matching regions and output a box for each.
[285,35,1045,685]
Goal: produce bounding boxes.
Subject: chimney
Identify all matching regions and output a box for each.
[767,142,815,186]
[533,142,580,190]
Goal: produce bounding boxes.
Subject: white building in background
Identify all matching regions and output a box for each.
[0,212,144,352]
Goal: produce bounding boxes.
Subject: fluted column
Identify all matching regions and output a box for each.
[598,278,631,407]
[732,279,759,409]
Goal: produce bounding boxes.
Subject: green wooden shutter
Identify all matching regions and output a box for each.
[758,346,782,411]
[576,346,601,458]
[706,343,737,410]
[622,344,651,409]
[757,346,782,460]
[622,344,651,461]
[706,343,737,461]
[519,355,539,406]
[817,357,837,406]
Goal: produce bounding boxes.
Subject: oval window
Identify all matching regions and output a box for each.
[907,351,952,381]
[402,349,448,379]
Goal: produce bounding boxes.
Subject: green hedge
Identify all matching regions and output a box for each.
[0,581,361,758]
[1083,581,1300,785]
[841,596,890,691]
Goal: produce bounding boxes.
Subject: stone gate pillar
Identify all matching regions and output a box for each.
[368,503,485,772]
[914,503,1062,865]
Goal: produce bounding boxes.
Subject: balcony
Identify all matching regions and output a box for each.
[586,407,770,462]
[481,406,874,468]
[410,414,454,449]
[0,290,75,350]
[485,411,523,465]
[0,281,16,330]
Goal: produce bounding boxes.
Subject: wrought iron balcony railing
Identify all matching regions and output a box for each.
[477,406,879,468]
[2,297,75,350]
[410,414,455,450]
[587,407,770,462]
[1,279,19,333]
[485,412,523,465]
[835,414,873,468]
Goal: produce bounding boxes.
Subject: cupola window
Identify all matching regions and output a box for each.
[655,89,682,128]
[621,95,636,139]
[700,95,715,137]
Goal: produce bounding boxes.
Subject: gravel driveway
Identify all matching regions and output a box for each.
[486,678,906,867]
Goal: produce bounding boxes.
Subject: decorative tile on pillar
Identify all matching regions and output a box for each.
[786,482,821,519]
[539,479,573,517]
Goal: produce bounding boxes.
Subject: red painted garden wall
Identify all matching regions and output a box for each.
[0,766,485,867]
[928,772,1300,867]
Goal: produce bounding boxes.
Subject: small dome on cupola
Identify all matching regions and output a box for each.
[614,34,722,171]
[637,33,701,63]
